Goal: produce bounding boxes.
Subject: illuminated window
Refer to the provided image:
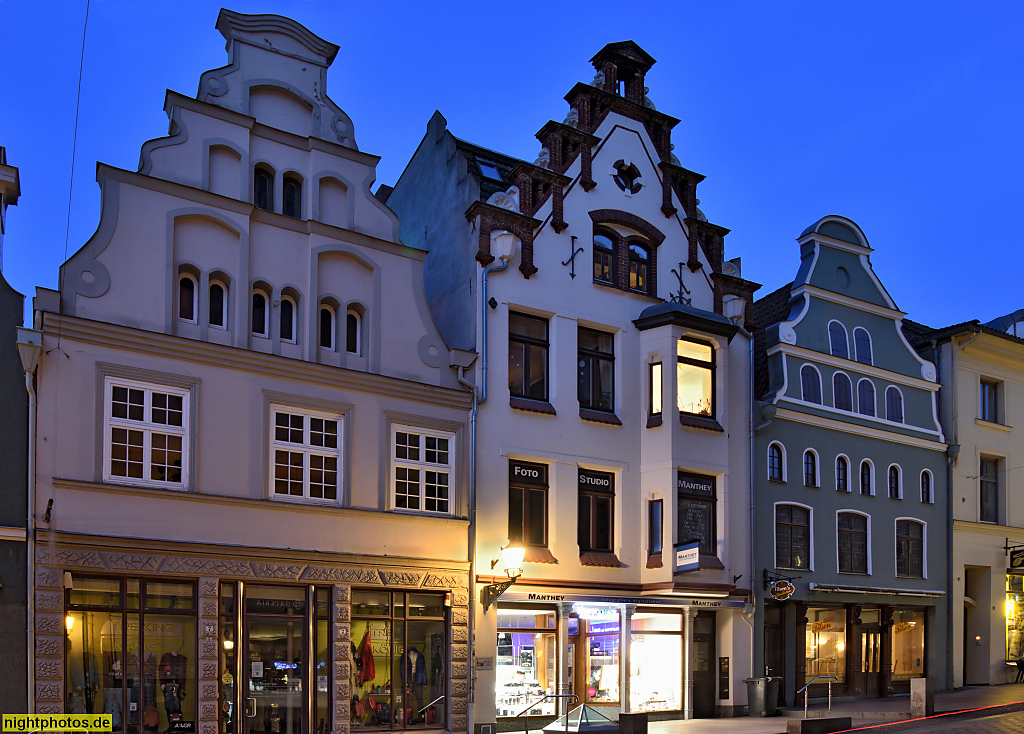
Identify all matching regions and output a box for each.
[677,339,714,418]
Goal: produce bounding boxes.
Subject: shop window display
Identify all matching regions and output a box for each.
[495,608,556,717]
[580,613,620,704]
[1007,575,1024,661]
[66,577,196,734]
[629,611,681,712]
[804,608,845,683]
[890,610,925,680]
[350,590,446,730]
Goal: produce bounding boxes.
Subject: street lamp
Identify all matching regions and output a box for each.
[480,542,524,612]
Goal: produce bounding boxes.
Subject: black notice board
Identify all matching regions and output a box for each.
[719,657,729,699]
[678,498,714,555]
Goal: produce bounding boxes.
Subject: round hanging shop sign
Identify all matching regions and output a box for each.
[770,581,796,601]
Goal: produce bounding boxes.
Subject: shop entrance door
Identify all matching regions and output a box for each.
[860,629,882,698]
[764,604,786,707]
[244,588,307,734]
[692,612,716,718]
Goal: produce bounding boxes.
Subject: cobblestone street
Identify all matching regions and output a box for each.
[884,710,1024,733]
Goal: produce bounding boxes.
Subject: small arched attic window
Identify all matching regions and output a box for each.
[254,166,274,212]
[178,273,197,323]
[209,279,227,329]
[283,175,302,219]
[346,308,361,355]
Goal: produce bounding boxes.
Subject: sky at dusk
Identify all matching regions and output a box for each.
[1,1,1021,330]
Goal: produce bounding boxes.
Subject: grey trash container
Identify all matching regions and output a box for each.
[745,677,782,717]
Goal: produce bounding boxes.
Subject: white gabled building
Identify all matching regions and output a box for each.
[387,42,760,725]
[30,11,475,734]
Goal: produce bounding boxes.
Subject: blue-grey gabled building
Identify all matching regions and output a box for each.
[750,216,949,705]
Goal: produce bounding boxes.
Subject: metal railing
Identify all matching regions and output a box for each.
[514,693,579,734]
[796,675,838,718]
[418,695,446,716]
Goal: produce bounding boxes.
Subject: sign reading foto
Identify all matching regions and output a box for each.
[676,541,700,572]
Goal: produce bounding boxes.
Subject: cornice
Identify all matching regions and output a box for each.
[41,314,473,410]
[657,160,706,184]
[37,526,469,571]
[791,284,906,319]
[774,406,946,450]
[97,164,416,258]
[464,200,542,230]
[534,120,601,146]
[954,520,1024,538]
[564,82,681,129]
[684,217,730,238]
[768,343,938,392]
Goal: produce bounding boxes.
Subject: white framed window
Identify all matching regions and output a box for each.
[252,290,269,337]
[888,464,903,500]
[346,309,361,355]
[392,425,455,514]
[800,364,822,404]
[828,320,849,359]
[835,454,851,493]
[280,296,297,343]
[270,405,342,503]
[178,274,198,323]
[854,327,873,365]
[860,459,875,496]
[803,449,819,488]
[886,386,905,424]
[920,470,934,504]
[209,281,227,329]
[320,304,336,350]
[103,378,189,489]
[768,441,787,482]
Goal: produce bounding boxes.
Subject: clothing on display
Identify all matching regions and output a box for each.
[400,648,426,686]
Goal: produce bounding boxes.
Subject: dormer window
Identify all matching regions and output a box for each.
[283,176,302,219]
[477,160,503,181]
[254,167,273,212]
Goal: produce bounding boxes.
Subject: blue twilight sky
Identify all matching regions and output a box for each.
[1,1,1022,330]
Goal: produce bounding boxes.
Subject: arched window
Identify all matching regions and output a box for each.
[593,233,614,283]
[768,443,785,482]
[888,465,902,499]
[833,373,853,411]
[828,321,849,359]
[628,244,649,292]
[178,274,197,323]
[920,471,933,504]
[803,450,818,487]
[854,327,873,365]
[320,304,335,350]
[838,512,869,574]
[346,309,361,354]
[896,520,924,578]
[251,291,269,336]
[801,365,822,404]
[860,460,873,496]
[886,387,904,423]
[209,282,227,329]
[775,504,811,570]
[283,176,302,219]
[836,456,849,492]
[280,296,296,343]
[858,379,876,417]
[254,167,273,212]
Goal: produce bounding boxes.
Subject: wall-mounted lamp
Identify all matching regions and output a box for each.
[66,615,75,633]
[223,632,234,651]
[481,542,525,612]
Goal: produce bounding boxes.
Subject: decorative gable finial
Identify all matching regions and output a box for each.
[534,147,550,169]
[643,86,656,110]
[563,107,579,128]
[591,70,605,88]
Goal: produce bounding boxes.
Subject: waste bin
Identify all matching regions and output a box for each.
[744,677,782,717]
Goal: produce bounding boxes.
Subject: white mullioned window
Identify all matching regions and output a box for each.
[271,405,342,502]
[104,378,189,489]
[392,425,455,514]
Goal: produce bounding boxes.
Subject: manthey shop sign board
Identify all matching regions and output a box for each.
[500,591,744,608]
[675,541,700,573]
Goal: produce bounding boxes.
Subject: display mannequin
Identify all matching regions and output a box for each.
[159,645,188,722]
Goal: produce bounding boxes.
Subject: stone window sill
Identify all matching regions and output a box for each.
[679,413,724,432]
[580,408,622,425]
[510,397,556,415]
[580,552,623,567]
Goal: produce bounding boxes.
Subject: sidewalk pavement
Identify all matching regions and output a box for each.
[643,683,1024,734]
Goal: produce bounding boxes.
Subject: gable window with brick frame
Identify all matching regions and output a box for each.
[392,424,455,515]
[593,232,615,284]
[270,405,342,503]
[588,220,660,297]
[103,376,191,489]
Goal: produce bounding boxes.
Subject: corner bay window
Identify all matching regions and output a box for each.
[578,469,615,554]
[495,608,556,717]
[509,312,549,402]
[677,339,714,418]
[272,407,341,502]
[393,426,455,514]
[104,379,188,488]
[578,327,614,412]
[351,590,447,730]
[66,577,197,731]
